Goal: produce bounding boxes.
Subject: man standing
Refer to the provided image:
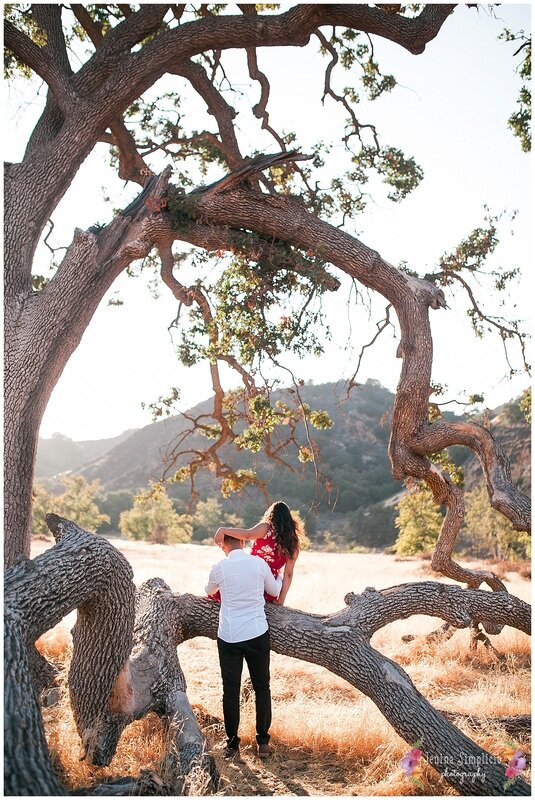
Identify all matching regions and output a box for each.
[205,534,282,759]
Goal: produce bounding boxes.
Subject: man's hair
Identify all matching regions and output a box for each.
[223,534,243,546]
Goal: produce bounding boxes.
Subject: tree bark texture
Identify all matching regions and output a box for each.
[3,170,171,567]
[4,522,530,795]
[109,577,218,793]
[4,516,135,794]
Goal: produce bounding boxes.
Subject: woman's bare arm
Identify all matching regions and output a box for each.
[273,554,298,605]
[214,522,269,546]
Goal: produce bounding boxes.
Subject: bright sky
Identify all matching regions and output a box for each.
[5,3,531,442]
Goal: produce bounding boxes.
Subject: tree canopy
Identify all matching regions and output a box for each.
[4,4,531,585]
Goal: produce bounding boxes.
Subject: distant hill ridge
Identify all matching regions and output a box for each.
[35,430,135,479]
[36,381,531,517]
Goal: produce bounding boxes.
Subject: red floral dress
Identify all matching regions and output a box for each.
[207,523,287,603]
[250,523,288,602]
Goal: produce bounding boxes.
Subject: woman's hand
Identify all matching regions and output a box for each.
[273,596,285,606]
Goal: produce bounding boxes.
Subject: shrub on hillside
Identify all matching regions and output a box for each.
[32,475,110,537]
[119,485,193,544]
[394,485,443,556]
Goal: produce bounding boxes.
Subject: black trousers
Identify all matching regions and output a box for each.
[217,629,271,747]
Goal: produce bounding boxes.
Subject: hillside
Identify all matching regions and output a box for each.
[77,379,401,506]
[36,381,530,547]
[35,430,135,479]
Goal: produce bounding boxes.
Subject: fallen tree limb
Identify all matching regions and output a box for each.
[109,578,219,793]
[166,588,530,795]
[4,524,531,795]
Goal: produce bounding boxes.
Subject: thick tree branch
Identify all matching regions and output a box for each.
[4,19,76,113]
[413,419,531,531]
[32,4,72,75]
[109,578,218,792]
[340,581,531,638]
[72,4,171,95]
[71,4,153,186]
[4,171,172,565]
[169,588,529,796]
[171,60,243,168]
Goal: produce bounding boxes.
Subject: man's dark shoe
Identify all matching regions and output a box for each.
[258,743,272,758]
[223,745,240,759]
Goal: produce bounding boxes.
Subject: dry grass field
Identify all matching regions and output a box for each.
[32,538,531,796]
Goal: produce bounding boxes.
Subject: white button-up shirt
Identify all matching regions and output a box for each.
[205,549,282,643]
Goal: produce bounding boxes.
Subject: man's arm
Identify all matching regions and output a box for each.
[205,564,220,595]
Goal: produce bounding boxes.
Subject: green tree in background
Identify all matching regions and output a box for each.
[96,490,135,535]
[499,387,530,426]
[119,485,192,545]
[394,485,443,556]
[191,498,243,543]
[32,475,110,537]
[461,486,531,560]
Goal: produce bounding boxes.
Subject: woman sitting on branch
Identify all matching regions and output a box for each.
[212,501,302,605]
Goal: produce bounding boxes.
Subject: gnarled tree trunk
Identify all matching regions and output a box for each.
[4,515,135,794]
[3,170,171,567]
[4,520,530,796]
[4,516,216,796]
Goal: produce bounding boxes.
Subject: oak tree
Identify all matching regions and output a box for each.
[3,4,531,796]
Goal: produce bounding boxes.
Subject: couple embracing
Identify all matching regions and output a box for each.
[205,500,303,759]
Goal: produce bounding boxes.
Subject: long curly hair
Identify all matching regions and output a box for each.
[262,501,303,558]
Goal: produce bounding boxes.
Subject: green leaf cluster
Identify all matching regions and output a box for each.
[176,247,331,373]
[518,387,531,423]
[459,485,530,560]
[221,469,257,498]
[394,484,443,555]
[142,387,180,420]
[500,29,531,152]
[352,146,424,202]
[32,475,110,537]
[119,483,192,544]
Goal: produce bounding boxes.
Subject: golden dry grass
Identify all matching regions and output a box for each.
[31,538,531,796]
